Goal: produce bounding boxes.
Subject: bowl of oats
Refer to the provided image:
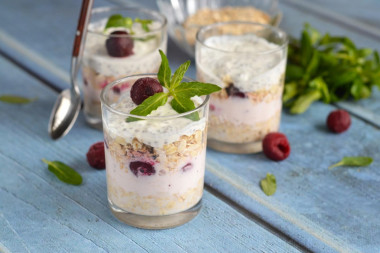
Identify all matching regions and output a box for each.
[157,0,282,57]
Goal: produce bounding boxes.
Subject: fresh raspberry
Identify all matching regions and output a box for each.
[130,77,163,105]
[105,30,134,57]
[262,132,291,161]
[86,142,105,169]
[326,109,351,133]
[129,161,156,177]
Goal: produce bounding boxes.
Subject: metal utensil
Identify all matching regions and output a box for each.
[48,0,93,140]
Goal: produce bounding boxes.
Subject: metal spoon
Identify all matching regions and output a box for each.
[48,0,93,140]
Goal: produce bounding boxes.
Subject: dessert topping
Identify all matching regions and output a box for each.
[130,77,163,105]
[127,50,221,122]
[105,30,134,57]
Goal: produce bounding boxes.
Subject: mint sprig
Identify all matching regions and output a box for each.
[127,50,221,121]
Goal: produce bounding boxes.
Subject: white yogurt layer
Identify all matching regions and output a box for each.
[83,20,167,77]
[106,92,206,148]
[196,34,286,92]
[211,94,282,125]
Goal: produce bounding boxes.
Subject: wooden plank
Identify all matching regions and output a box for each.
[0,57,301,252]
[1,0,380,252]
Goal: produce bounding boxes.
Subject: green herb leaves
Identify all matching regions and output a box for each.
[104,14,152,34]
[328,156,373,169]
[127,50,221,121]
[42,159,82,185]
[285,24,380,114]
[0,95,36,104]
[260,173,277,196]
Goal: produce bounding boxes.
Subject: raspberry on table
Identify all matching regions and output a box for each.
[86,142,105,169]
[262,132,291,161]
[105,30,134,57]
[130,77,163,105]
[326,109,351,133]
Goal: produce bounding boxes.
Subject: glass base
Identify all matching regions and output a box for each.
[109,199,202,229]
[207,138,262,154]
[84,112,102,130]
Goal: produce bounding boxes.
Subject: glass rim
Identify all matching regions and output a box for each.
[100,73,210,120]
[195,21,288,55]
[88,6,168,38]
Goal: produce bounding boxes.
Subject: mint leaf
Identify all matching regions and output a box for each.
[0,95,36,104]
[328,156,373,169]
[171,94,200,121]
[260,173,276,196]
[283,82,299,103]
[127,92,169,122]
[173,82,221,97]
[170,61,191,90]
[171,94,195,113]
[135,18,152,32]
[42,159,82,185]
[290,89,321,114]
[105,14,133,31]
[158,50,171,89]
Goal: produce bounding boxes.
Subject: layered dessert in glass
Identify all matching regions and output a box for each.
[100,73,212,229]
[82,7,167,128]
[196,21,288,153]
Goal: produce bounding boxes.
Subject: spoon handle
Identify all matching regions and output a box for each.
[72,0,93,57]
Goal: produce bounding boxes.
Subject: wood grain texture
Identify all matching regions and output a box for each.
[0,56,300,252]
[1,0,380,252]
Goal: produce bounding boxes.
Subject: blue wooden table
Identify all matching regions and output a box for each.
[1,0,380,252]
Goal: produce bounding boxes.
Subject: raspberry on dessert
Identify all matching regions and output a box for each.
[210,104,216,111]
[326,109,351,133]
[130,161,156,177]
[86,142,106,169]
[106,30,134,57]
[226,83,246,98]
[262,132,291,161]
[130,77,163,105]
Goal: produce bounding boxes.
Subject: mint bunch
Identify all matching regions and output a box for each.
[284,24,380,114]
[127,50,221,122]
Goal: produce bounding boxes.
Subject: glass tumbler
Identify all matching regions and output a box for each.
[82,6,167,129]
[196,21,288,154]
[100,74,209,229]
